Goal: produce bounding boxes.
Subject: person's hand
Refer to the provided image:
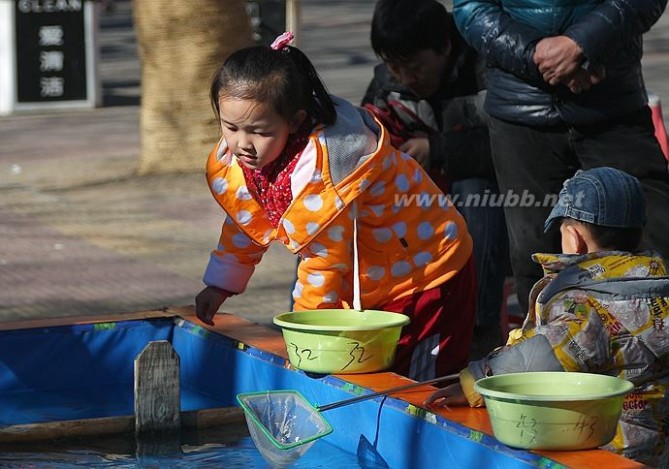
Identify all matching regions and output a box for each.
[399,137,430,168]
[423,382,468,408]
[195,286,232,325]
[563,65,606,94]
[534,36,583,85]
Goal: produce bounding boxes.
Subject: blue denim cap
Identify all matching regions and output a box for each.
[544,167,646,232]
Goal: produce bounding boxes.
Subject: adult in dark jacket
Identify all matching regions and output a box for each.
[362,0,509,357]
[453,0,669,315]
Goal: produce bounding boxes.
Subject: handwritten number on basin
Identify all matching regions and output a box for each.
[516,414,537,443]
[344,341,372,370]
[289,341,374,370]
[290,343,318,368]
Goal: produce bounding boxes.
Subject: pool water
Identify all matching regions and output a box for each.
[0,422,388,468]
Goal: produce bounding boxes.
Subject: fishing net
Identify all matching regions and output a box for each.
[237,390,333,467]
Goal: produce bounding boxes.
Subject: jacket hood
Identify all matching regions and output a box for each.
[532,251,667,279]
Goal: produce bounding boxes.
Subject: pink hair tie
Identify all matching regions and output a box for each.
[271,31,294,51]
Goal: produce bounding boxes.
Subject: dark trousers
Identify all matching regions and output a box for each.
[490,106,669,314]
[383,256,477,381]
[451,177,508,328]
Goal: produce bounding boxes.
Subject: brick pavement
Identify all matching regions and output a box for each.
[1,1,668,328]
[0,0,378,328]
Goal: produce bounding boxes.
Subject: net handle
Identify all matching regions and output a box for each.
[316,373,459,412]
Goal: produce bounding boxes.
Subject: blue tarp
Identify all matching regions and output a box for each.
[0,317,562,468]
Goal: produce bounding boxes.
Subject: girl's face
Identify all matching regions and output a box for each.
[218,97,305,170]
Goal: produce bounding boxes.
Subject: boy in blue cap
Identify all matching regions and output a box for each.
[425,167,669,465]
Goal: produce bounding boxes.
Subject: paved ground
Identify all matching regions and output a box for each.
[1,1,668,329]
[0,0,377,328]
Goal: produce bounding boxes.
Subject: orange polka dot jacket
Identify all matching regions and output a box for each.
[203,96,473,311]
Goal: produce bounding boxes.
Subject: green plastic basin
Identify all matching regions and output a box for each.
[475,372,634,450]
[273,309,410,374]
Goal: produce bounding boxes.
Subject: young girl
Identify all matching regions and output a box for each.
[196,32,477,380]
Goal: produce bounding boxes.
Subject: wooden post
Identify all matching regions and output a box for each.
[134,340,181,435]
[286,0,300,46]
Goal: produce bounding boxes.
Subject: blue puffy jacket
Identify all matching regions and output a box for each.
[452,0,668,125]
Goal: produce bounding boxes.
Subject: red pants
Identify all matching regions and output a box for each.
[381,256,477,381]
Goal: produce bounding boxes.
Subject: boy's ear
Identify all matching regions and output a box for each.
[289,110,307,133]
[443,38,452,58]
[435,38,452,61]
[563,224,588,254]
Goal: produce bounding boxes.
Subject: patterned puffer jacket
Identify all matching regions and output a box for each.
[464,251,669,465]
[204,97,473,310]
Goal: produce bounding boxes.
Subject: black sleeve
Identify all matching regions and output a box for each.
[428,126,496,181]
[361,76,382,107]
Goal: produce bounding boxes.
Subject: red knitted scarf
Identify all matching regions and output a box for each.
[241,125,311,227]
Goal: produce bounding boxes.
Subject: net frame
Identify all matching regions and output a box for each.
[237,390,333,450]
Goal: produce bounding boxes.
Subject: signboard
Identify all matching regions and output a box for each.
[15,0,88,103]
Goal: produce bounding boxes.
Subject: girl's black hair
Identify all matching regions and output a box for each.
[370,0,454,63]
[210,45,336,127]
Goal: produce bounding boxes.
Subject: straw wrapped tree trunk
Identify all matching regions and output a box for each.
[133,0,253,174]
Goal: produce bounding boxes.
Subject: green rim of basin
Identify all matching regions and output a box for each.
[475,371,634,401]
[273,309,410,332]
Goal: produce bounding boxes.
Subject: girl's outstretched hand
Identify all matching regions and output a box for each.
[195,286,232,325]
[423,382,468,407]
